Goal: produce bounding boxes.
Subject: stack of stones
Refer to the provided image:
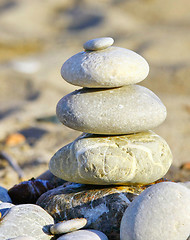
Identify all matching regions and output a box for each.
[37,37,173,239]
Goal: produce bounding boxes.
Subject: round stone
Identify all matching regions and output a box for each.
[56,229,108,240]
[120,182,190,240]
[37,182,148,240]
[49,131,172,185]
[0,204,54,240]
[83,37,114,51]
[56,85,167,135]
[61,47,149,88]
[50,218,87,235]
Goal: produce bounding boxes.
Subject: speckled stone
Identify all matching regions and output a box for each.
[56,85,166,135]
[57,229,108,240]
[37,182,150,240]
[0,204,54,240]
[49,131,172,185]
[0,186,12,203]
[120,182,190,240]
[50,218,87,234]
[83,37,114,51]
[61,47,149,88]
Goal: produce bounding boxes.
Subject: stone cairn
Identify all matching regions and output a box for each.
[37,37,173,239]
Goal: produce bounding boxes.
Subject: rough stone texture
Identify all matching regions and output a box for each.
[61,47,149,88]
[56,85,166,135]
[57,229,108,240]
[50,218,87,234]
[83,37,114,51]
[120,182,190,240]
[0,186,12,203]
[49,131,172,185]
[37,182,149,240]
[0,204,54,240]
[0,202,14,218]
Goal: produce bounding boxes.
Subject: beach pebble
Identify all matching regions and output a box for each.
[50,131,172,185]
[50,218,87,235]
[61,46,149,88]
[83,37,114,51]
[57,229,108,240]
[0,204,54,240]
[8,178,55,204]
[120,182,190,240]
[56,85,166,135]
[37,182,150,240]
[0,186,12,203]
[7,237,36,240]
[0,202,14,217]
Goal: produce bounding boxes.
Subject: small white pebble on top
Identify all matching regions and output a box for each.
[83,37,114,51]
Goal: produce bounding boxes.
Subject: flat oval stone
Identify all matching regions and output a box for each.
[50,218,87,234]
[37,182,152,240]
[83,37,114,51]
[0,204,54,240]
[56,85,166,135]
[57,229,108,240]
[61,47,149,88]
[49,131,172,185]
[120,182,190,240]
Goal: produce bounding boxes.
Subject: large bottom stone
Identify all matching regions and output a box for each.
[36,182,150,240]
[49,131,172,185]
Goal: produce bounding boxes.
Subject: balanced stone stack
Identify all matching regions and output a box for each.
[38,37,173,239]
[50,37,172,185]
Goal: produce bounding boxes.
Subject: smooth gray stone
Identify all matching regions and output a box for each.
[50,218,87,234]
[120,182,190,240]
[57,229,108,240]
[0,186,12,203]
[0,204,54,240]
[0,202,14,217]
[61,46,149,88]
[83,37,114,51]
[56,85,167,135]
[49,131,172,185]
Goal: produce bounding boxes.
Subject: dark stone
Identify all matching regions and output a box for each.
[8,178,55,204]
[37,182,148,240]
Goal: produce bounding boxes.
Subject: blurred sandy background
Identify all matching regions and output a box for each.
[0,0,189,188]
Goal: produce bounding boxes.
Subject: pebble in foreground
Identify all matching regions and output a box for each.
[120,182,190,240]
[56,85,167,135]
[49,131,172,185]
[0,204,54,240]
[56,229,108,240]
[50,218,87,235]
